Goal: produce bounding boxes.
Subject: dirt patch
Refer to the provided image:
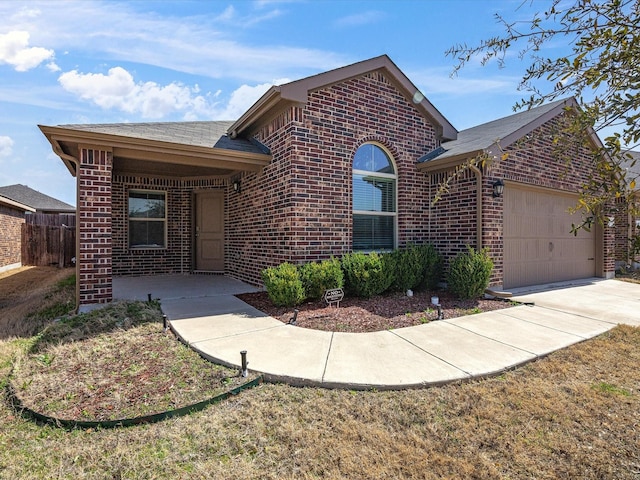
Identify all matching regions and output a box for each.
[0,266,75,339]
[237,289,514,333]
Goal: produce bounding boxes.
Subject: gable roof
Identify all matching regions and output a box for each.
[228,54,458,142]
[0,184,74,213]
[416,98,602,171]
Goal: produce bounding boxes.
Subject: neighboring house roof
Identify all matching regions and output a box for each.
[0,184,74,213]
[416,97,602,171]
[0,192,35,213]
[621,150,640,191]
[228,54,458,142]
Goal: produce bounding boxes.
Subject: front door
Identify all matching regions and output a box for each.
[195,190,224,271]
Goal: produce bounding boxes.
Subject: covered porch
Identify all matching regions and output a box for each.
[39,122,272,310]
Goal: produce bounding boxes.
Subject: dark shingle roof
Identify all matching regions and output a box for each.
[419,99,570,163]
[0,184,75,212]
[60,121,268,155]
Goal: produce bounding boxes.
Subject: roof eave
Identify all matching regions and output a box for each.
[227,87,283,139]
[0,195,36,212]
[39,125,272,177]
[416,149,484,172]
[227,55,458,141]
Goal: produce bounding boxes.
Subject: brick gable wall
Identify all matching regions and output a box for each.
[0,205,25,268]
[225,71,439,284]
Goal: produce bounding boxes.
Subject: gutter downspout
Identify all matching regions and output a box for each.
[469,164,483,249]
[50,140,81,312]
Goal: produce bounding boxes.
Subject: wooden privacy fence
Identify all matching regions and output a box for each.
[22,214,76,267]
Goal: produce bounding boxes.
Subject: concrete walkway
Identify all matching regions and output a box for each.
[113,275,640,390]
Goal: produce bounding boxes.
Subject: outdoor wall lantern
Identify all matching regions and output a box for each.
[232,179,241,194]
[492,179,505,198]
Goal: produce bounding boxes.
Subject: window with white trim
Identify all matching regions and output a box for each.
[352,143,397,251]
[128,190,166,248]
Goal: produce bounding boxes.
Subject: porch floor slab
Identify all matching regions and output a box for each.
[113,276,640,390]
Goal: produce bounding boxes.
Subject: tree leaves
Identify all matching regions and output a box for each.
[446,0,640,247]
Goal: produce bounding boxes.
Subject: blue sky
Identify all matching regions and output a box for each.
[0,0,573,206]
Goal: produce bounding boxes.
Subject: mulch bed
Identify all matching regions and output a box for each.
[237,289,514,333]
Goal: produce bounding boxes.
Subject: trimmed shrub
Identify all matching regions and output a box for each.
[391,244,424,292]
[341,252,395,298]
[447,246,494,299]
[299,258,344,301]
[418,243,443,290]
[261,263,305,307]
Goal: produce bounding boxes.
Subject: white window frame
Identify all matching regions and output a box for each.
[128,189,167,249]
[352,143,398,252]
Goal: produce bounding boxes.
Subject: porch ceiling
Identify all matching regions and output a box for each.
[39,125,272,178]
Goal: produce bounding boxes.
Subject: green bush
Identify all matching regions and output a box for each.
[447,246,494,299]
[299,258,344,301]
[417,243,443,290]
[391,244,425,292]
[390,244,443,292]
[261,263,305,307]
[341,252,394,298]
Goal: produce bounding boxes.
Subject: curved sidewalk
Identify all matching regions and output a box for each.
[115,276,640,390]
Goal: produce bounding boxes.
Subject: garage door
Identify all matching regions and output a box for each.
[503,186,596,289]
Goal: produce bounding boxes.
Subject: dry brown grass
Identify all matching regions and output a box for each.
[0,266,75,339]
[0,269,638,478]
[0,325,638,479]
[11,302,258,421]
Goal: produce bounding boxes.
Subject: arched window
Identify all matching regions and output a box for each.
[352,143,397,251]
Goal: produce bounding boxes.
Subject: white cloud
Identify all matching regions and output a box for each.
[0,2,346,83]
[409,67,518,96]
[57,65,293,121]
[0,30,54,71]
[0,136,14,158]
[216,81,280,119]
[58,67,217,119]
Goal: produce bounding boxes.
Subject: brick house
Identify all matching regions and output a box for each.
[0,184,75,272]
[614,151,640,268]
[39,55,616,309]
[0,194,34,272]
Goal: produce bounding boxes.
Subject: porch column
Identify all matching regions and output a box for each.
[77,146,113,308]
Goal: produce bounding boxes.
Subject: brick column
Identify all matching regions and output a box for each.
[77,147,113,307]
[602,209,617,279]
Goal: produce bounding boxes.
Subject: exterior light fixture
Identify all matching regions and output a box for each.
[492,179,505,198]
[232,179,241,193]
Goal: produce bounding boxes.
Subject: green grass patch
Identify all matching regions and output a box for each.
[591,381,632,396]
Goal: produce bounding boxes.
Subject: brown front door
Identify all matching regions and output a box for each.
[195,190,224,271]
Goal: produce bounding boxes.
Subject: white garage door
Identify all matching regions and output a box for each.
[503,186,596,289]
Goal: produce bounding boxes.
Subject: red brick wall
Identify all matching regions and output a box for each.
[111,175,228,276]
[77,148,113,305]
[0,204,25,269]
[424,168,479,266]
[227,71,439,284]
